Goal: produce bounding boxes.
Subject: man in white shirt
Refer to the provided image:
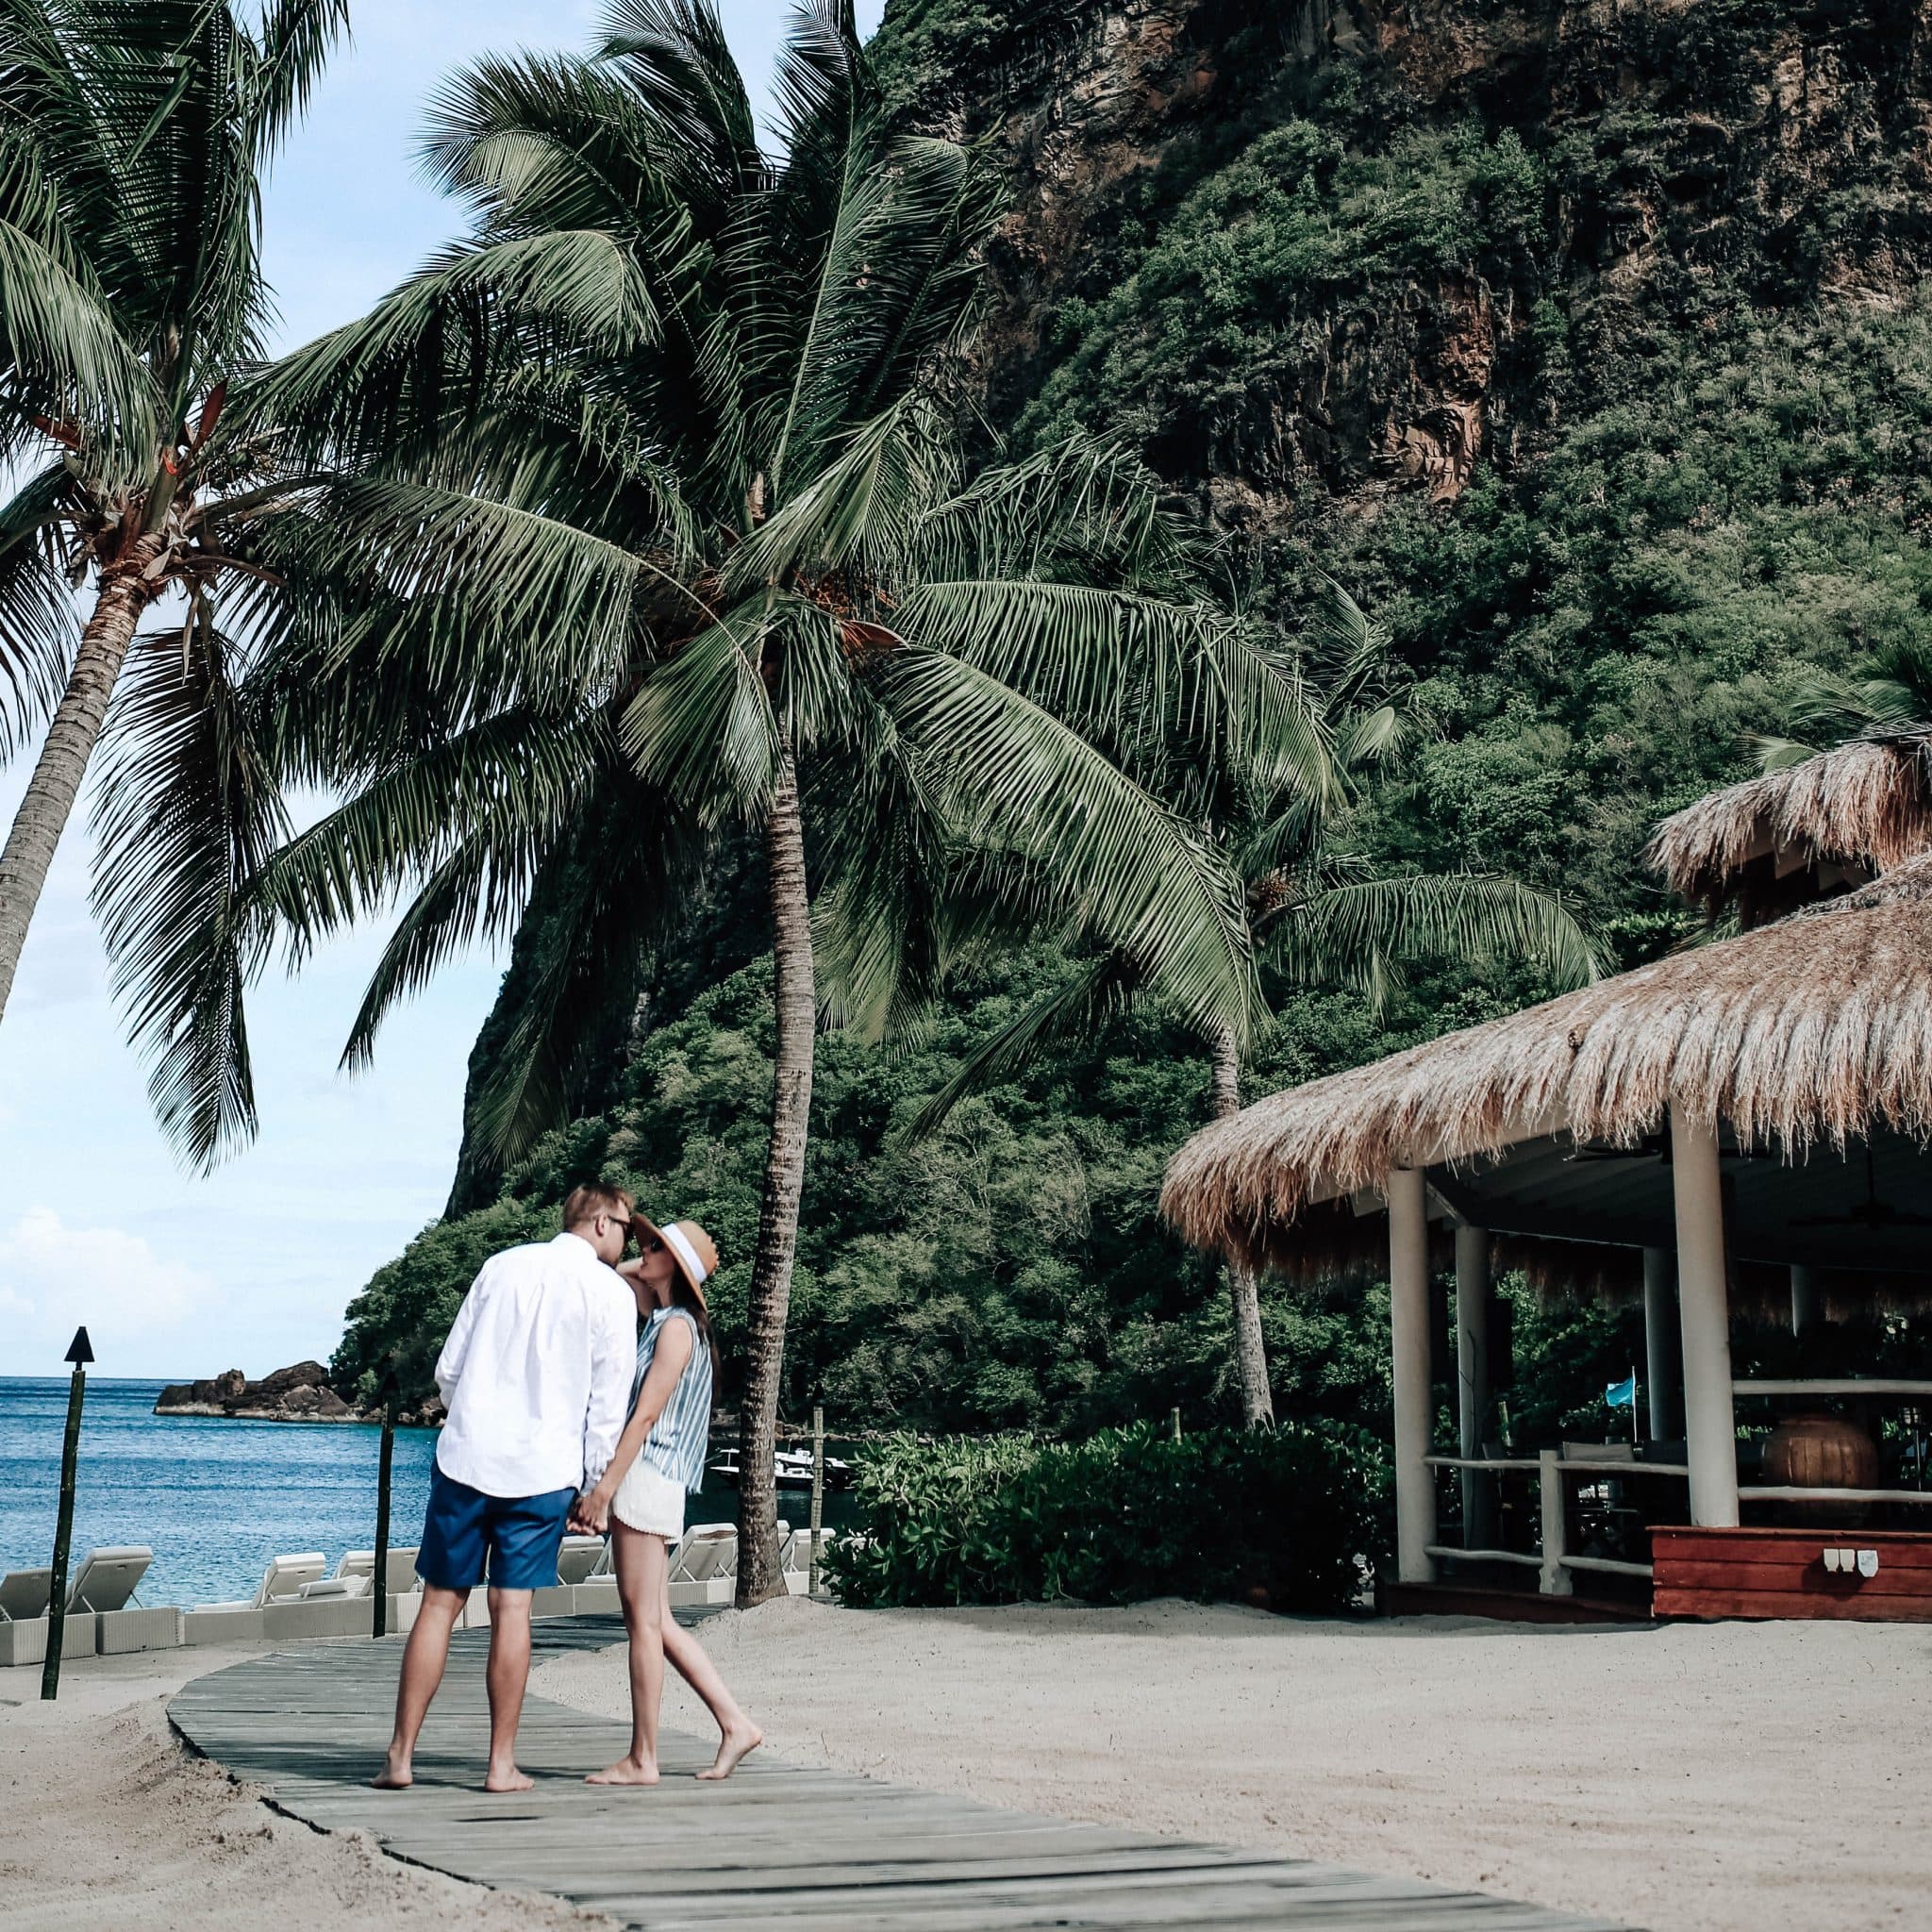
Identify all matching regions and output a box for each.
[375,1184,638,1792]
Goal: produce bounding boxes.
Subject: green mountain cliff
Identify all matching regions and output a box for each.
[341,0,1932,1431]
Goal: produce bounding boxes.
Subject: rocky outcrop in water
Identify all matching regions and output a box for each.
[154,1360,357,1423]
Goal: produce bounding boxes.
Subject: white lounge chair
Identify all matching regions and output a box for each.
[0,1566,51,1622]
[200,1551,325,1611]
[784,1525,835,1592]
[557,1536,605,1586]
[667,1523,737,1607]
[65,1546,151,1614]
[670,1524,737,1584]
[333,1547,419,1594]
[297,1574,371,1600]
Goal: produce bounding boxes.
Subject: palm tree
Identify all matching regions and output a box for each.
[0,0,348,1091]
[912,580,1603,1425]
[225,1,1317,1601]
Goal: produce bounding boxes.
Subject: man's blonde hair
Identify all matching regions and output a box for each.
[560,1183,632,1232]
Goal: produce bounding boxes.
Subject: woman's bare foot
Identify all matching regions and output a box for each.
[695,1722,763,1781]
[587,1756,659,1786]
[372,1751,412,1790]
[484,1763,535,1793]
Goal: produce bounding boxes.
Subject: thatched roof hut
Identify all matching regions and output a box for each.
[1161,854,1932,1278]
[1646,729,1932,924]
[1163,752,1932,1597]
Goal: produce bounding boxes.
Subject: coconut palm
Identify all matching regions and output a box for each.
[0,0,348,1088]
[225,1,1320,1601]
[911,580,1603,1425]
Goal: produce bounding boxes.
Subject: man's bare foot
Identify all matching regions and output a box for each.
[371,1753,412,1790]
[587,1756,659,1786]
[483,1764,535,1793]
[695,1722,763,1781]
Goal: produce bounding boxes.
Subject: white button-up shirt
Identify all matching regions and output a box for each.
[433,1231,637,1498]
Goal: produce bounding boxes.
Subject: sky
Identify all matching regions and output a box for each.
[0,1,885,1381]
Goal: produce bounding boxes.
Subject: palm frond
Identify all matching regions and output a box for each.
[621,599,782,820]
[1269,872,1604,1012]
[243,0,352,159]
[90,623,290,1170]
[903,951,1139,1140]
[875,643,1259,1045]
[0,460,77,761]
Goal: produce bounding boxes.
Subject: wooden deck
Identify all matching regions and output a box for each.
[168,1615,1628,1932]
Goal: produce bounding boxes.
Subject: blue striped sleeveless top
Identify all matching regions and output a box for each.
[631,1306,713,1492]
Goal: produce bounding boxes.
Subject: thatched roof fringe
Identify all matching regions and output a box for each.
[1162,859,1932,1274]
[1646,731,1932,912]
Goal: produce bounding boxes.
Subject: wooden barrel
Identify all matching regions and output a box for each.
[1761,1412,1879,1525]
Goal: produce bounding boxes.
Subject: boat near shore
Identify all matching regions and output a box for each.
[708,1445,854,1491]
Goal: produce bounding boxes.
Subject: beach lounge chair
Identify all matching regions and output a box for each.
[0,1566,51,1622]
[297,1574,371,1600]
[200,1552,325,1612]
[65,1546,151,1614]
[557,1535,605,1586]
[333,1547,420,1595]
[668,1523,737,1607]
[784,1525,835,1593]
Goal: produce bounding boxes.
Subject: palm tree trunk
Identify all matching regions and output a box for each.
[0,570,149,1023]
[736,749,816,1606]
[1210,1023,1274,1427]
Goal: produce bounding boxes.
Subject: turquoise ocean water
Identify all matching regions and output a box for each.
[0,1377,440,1606]
[0,1375,858,1607]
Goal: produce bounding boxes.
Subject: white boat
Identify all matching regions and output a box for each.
[707,1446,854,1491]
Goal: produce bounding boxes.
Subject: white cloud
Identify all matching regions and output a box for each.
[0,1208,208,1352]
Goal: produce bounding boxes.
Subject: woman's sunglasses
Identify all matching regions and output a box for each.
[637,1233,664,1255]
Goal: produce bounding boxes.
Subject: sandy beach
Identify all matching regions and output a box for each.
[0,1646,612,1932]
[538,1598,1930,1932]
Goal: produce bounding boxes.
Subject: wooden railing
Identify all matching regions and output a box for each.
[1425,1444,1932,1596]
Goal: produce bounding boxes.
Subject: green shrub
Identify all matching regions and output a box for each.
[825,1421,1391,1614]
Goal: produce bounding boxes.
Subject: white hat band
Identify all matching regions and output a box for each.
[661,1222,708,1287]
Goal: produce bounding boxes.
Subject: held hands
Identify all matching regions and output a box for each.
[569,1487,612,1536]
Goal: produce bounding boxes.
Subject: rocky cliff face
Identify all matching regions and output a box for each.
[881,0,1932,523]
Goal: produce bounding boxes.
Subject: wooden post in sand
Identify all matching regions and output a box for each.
[372,1370,398,1638]
[41,1325,92,1702]
[808,1405,824,1598]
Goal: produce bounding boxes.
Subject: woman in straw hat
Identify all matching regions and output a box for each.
[571,1212,762,1784]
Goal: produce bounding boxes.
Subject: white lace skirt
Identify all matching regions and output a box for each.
[610,1456,685,1539]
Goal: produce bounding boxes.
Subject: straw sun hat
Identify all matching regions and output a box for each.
[633,1212,719,1308]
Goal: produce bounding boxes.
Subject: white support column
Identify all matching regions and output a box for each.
[1455,1224,1494,1548]
[1388,1168,1437,1584]
[1670,1104,1740,1527]
[1641,1246,1680,1442]
[1790,1265,1820,1338]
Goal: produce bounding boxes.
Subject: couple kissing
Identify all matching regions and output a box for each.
[374,1184,761,1792]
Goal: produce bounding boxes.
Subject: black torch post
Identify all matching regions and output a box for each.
[42,1325,93,1702]
[372,1368,399,1639]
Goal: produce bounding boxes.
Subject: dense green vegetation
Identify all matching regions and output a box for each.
[340,2,1932,1471]
[824,1422,1391,1611]
[337,941,1654,1445]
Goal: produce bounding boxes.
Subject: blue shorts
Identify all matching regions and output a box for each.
[417,1463,576,1592]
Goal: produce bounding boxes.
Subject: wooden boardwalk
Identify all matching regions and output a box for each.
[168,1616,1629,1932]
